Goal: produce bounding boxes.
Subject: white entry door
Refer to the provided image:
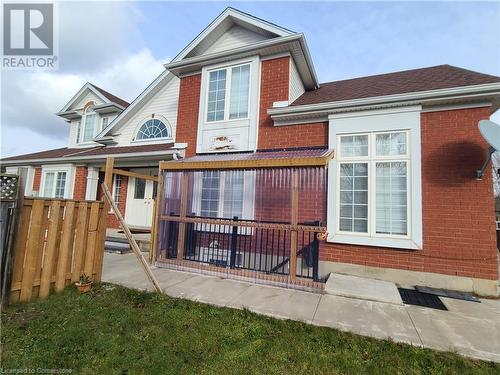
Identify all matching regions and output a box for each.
[125,177,157,228]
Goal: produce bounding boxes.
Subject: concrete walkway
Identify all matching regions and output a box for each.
[102,253,500,363]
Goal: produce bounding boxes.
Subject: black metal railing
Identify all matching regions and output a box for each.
[161,214,321,280]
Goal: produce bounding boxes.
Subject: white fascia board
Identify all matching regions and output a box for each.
[57,82,111,114]
[166,34,302,70]
[1,150,179,166]
[269,82,500,118]
[171,7,294,63]
[95,70,173,138]
[165,34,318,89]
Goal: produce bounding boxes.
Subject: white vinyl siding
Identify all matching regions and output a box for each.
[289,58,305,103]
[203,25,268,55]
[112,77,180,146]
[327,107,423,250]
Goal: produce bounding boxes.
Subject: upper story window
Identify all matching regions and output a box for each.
[82,106,97,143]
[135,119,171,140]
[206,63,250,122]
[102,116,109,130]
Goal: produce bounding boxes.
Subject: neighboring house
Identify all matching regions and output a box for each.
[3,8,500,295]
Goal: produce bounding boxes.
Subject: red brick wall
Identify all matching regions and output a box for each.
[96,173,129,229]
[176,74,201,157]
[320,107,498,281]
[258,56,328,150]
[32,167,41,191]
[73,166,88,200]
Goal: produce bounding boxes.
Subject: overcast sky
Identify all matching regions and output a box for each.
[1,1,500,157]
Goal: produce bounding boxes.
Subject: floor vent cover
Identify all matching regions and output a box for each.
[398,288,448,310]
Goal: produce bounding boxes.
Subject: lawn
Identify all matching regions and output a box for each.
[1,284,498,375]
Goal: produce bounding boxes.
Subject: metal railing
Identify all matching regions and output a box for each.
[159,214,321,280]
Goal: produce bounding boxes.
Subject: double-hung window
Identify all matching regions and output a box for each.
[337,131,410,237]
[42,171,67,198]
[206,63,250,122]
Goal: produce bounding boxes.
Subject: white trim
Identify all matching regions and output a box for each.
[95,70,174,138]
[85,167,99,201]
[58,83,112,114]
[170,7,293,63]
[2,150,178,166]
[131,115,174,143]
[39,164,75,199]
[421,101,492,113]
[196,56,260,153]
[327,107,423,250]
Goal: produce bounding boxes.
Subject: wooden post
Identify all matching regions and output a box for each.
[150,167,164,264]
[289,169,299,281]
[93,157,114,282]
[102,183,162,293]
[176,171,189,260]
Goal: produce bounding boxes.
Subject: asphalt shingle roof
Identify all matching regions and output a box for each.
[292,65,500,106]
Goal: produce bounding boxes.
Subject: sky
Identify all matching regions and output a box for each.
[1,1,500,158]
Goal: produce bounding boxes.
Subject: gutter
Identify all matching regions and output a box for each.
[268,82,500,119]
[1,149,182,166]
[164,34,318,89]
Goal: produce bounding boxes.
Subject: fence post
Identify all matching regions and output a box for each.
[312,220,320,281]
[94,157,114,282]
[176,171,189,261]
[230,216,239,269]
[289,169,299,281]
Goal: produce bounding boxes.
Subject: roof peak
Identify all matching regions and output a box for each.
[87,83,130,108]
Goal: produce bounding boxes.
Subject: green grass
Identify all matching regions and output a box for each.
[1,284,498,375]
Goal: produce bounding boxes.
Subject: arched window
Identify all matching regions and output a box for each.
[136,119,171,140]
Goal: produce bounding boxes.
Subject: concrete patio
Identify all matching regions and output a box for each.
[102,252,500,363]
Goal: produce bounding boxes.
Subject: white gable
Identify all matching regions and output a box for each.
[203,25,268,55]
[110,76,180,146]
[174,8,294,61]
[69,90,105,111]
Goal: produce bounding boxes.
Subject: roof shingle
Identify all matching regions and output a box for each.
[292,65,500,106]
[2,143,174,162]
[89,83,130,108]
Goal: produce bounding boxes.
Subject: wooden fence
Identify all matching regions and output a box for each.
[9,197,107,303]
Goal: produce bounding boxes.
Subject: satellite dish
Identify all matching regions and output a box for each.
[476,120,500,179]
[479,120,500,151]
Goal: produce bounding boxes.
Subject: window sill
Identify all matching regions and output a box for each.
[327,233,422,250]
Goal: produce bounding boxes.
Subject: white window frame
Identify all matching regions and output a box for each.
[204,62,252,124]
[336,131,410,238]
[101,116,109,131]
[132,115,173,144]
[192,171,255,220]
[39,165,75,199]
[327,106,423,250]
[196,56,260,154]
[81,107,98,144]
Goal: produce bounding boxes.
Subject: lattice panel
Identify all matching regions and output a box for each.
[0,174,19,201]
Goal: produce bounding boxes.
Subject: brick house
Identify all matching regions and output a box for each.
[3,8,500,295]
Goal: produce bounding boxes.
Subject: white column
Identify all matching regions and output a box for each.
[85,167,100,201]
